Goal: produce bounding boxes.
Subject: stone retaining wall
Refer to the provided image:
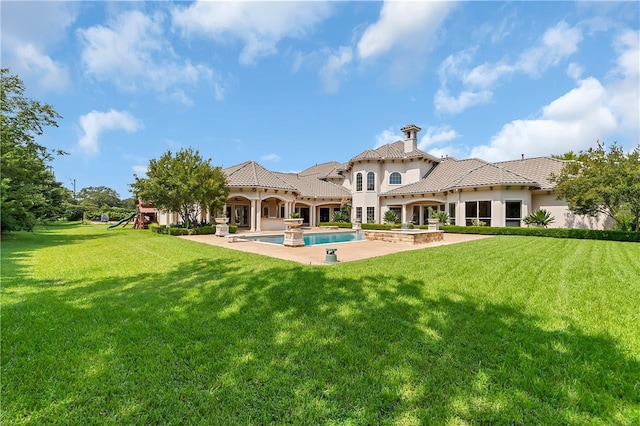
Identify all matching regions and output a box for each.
[363,230,444,244]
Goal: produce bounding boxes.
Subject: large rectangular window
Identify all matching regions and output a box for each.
[448,202,456,225]
[356,207,362,221]
[505,201,522,227]
[366,206,375,223]
[465,201,492,226]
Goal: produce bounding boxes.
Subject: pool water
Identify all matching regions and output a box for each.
[242,231,364,246]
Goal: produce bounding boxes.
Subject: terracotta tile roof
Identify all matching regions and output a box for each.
[382,156,567,195]
[451,163,535,189]
[495,157,567,189]
[275,173,350,199]
[298,161,344,179]
[224,161,296,191]
[349,141,439,162]
[383,158,487,195]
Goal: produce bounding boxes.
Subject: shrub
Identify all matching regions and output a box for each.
[441,225,640,242]
[167,227,189,236]
[361,223,401,230]
[523,209,555,228]
[317,222,353,228]
[188,226,216,235]
[383,210,398,224]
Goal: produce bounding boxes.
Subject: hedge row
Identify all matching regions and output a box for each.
[83,207,136,222]
[316,222,353,229]
[441,225,640,242]
[148,224,238,236]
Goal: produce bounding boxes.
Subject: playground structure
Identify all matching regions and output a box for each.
[107,199,158,230]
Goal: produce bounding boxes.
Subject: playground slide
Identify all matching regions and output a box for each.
[107,213,136,230]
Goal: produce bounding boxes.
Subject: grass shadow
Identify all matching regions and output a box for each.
[3,249,638,424]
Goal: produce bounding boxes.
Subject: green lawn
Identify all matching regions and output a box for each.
[2,223,639,425]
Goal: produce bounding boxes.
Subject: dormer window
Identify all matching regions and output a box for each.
[389,172,401,185]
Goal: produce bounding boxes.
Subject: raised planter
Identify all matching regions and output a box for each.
[283,218,304,247]
[215,217,229,237]
[363,229,444,244]
[283,218,303,229]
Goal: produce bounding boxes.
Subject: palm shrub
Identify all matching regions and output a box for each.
[523,209,555,228]
[435,211,449,224]
[383,210,398,224]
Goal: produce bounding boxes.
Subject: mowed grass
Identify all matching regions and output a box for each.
[2,223,639,425]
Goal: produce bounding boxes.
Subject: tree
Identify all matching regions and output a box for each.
[1,68,65,233]
[551,141,640,231]
[77,186,121,208]
[130,148,229,227]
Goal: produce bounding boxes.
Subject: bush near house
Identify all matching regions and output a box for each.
[361,223,403,230]
[148,223,237,236]
[317,222,353,228]
[441,225,640,242]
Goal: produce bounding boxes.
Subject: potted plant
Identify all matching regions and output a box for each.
[284,211,303,229]
[427,207,440,230]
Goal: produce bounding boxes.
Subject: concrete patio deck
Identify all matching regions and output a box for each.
[181,228,492,266]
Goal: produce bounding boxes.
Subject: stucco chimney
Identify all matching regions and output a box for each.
[400,124,421,153]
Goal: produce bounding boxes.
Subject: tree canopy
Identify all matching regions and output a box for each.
[77,186,122,208]
[130,148,229,227]
[1,68,67,232]
[551,141,640,231]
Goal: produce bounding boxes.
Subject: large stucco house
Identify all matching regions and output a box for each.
[158,124,607,231]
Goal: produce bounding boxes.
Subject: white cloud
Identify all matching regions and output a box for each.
[606,29,639,146]
[172,1,333,65]
[516,21,583,77]
[78,10,213,97]
[434,89,493,114]
[436,21,584,114]
[566,62,583,80]
[78,110,143,156]
[418,126,459,149]
[357,1,453,60]
[9,43,70,92]
[132,165,148,177]
[471,78,617,161]
[374,127,403,148]
[260,153,280,162]
[319,46,353,93]
[0,2,77,92]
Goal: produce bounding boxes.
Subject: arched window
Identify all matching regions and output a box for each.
[356,172,363,191]
[389,172,401,185]
[367,172,375,191]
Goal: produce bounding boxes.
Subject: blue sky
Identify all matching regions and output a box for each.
[2,1,638,200]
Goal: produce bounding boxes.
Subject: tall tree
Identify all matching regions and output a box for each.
[1,68,65,232]
[77,186,121,208]
[130,148,229,227]
[551,141,640,231]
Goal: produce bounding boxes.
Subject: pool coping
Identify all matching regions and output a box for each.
[180,228,492,266]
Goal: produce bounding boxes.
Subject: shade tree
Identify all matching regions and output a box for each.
[130,147,229,227]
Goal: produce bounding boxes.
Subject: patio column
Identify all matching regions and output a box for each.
[401,205,407,224]
[255,198,261,232]
[250,200,257,231]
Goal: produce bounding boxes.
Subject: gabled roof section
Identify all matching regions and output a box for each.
[382,156,568,196]
[298,161,344,179]
[450,162,534,189]
[275,173,350,199]
[496,157,567,189]
[349,141,439,163]
[383,158,487,195]
[224,161,296,190]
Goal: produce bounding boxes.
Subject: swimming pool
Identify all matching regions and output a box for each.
[241,231,365,246]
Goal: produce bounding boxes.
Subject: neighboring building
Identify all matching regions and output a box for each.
[158,124,608,231]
